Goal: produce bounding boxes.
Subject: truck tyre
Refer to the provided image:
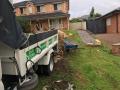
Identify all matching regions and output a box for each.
[18,73,38,90]
[43,55,54,76]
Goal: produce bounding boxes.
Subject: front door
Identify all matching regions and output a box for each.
[50,19,60,29]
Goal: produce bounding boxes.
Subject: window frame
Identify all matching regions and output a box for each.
[106,18,111,26]
[36,5,45,13]
[53,3,61,11]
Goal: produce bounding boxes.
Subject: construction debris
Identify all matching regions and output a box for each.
[42,80,74,90]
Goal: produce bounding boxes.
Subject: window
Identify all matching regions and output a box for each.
[20,8,24,14]
[106,18,111,26]
[37,6,40,12]
[54,3,61,11]
[37,5,44,12]
[28,7,32,14]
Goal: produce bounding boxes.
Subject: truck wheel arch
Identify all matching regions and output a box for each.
[38,49,54,65]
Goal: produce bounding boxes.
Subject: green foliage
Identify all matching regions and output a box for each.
[89,7,102,20]
[90,7,95,18]
[95,13,102,17]
[64,29,81,43]
[70,18,80,23]
[16,17,31,33]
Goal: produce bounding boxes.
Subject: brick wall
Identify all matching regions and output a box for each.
[118,14,120,33]
[15,8,21,16]
[26,2,36,15]
[106,15,117,33]
[106,13,120,34]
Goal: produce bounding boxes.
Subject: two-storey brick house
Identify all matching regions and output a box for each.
[13,0,70,33]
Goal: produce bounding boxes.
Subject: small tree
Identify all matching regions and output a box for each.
[16,17,31,33]
[70,18,80,23]
[89,7,102,20]
[95,13,102,17]
[90,7,95,18]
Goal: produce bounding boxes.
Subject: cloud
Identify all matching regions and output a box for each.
[70,0,120,18]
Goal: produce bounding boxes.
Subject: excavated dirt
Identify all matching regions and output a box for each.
[95,34,120,48]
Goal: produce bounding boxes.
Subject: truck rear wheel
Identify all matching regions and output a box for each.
[43,55,54,76]
[18,73,38,90]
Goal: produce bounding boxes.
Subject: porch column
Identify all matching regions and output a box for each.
[67,17,70,30]
[58,18,62,30]
[48,19,50,30]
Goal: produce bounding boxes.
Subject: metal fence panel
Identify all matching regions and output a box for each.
[86,19,106,34]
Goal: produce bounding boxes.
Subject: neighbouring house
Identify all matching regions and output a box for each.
[102,8,120,33]
[87,8,120,34]
[79,15,89,21]
[13,0,70,33]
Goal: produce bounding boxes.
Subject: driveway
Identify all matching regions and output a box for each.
[95,34,120,48]
[78,30,96,44]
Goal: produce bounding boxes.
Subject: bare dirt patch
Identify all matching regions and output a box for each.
[95,34,120,48]
[75,72,88,86]
[54,59,69,73]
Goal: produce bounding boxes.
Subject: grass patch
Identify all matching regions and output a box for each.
[63,29,81,44]
[65,29,120,90]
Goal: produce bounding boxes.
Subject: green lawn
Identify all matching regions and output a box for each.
[35,29,120,90]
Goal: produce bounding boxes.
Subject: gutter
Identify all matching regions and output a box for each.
[116,14,119,33]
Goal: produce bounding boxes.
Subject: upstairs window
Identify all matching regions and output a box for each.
[54,3,61,11]
[37,5,45,13]
[20,7,24,14]
[28,7,32,14]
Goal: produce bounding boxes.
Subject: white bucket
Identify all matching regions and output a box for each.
[0,59,4,90]
[0,82,4,90]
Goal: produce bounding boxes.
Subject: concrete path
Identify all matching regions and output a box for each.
[78,30,96,44]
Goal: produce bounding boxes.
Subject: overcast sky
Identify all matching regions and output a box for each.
[13,0,120,18]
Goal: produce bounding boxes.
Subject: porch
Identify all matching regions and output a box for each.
[31,17,69,31]
[21,12,70,33]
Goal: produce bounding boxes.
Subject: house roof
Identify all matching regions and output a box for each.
[13,1,28,7]
[99,7,120,19]
[32,0,64,4]
[18,12,70,20]
[13,0,67,7]
[78,15,89,21]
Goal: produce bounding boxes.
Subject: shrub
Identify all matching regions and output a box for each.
[16,16,31,33]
